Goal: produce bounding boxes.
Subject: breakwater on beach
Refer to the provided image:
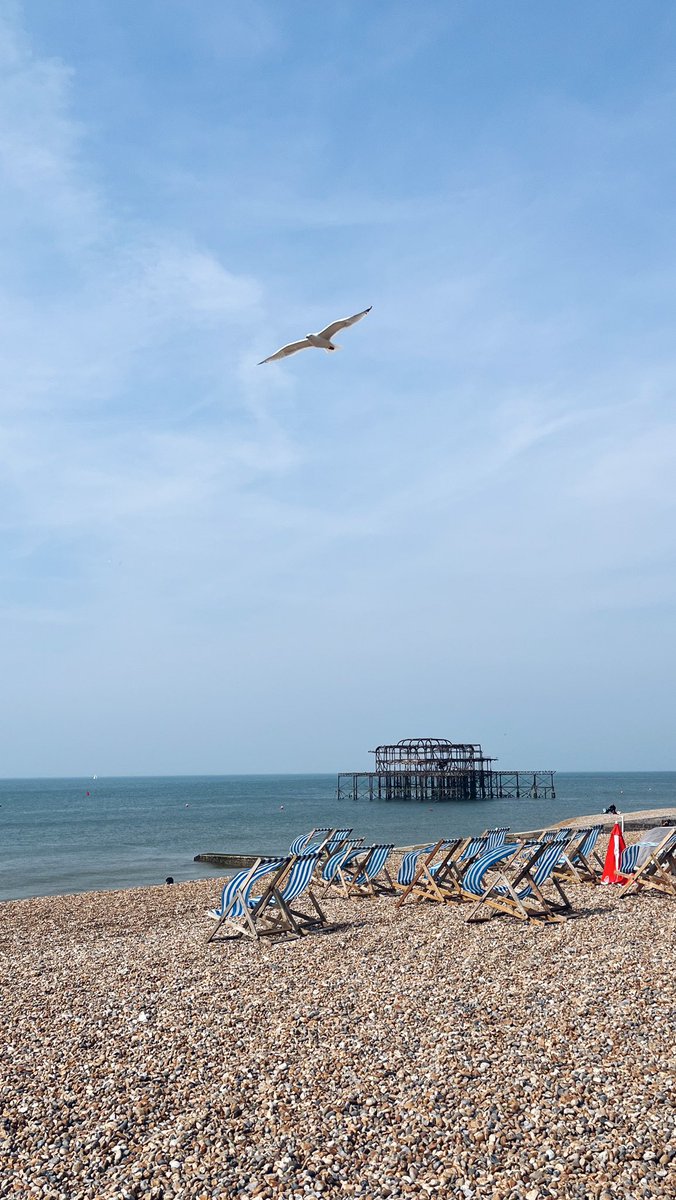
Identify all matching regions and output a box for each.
[1,771,675,901]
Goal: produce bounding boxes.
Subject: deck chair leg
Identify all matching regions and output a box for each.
[274,894,303,939]
[550,875,572,910]
[578,852,599,883]
[466,879,505,923]
[305,889,328,926]
[558,853,584,885]
[498,877,531,920]
[207,881,251,944]
[330,867,351,899]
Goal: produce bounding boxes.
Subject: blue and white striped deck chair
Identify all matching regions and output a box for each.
[288,827,334,856]
[458,835,488,864]
[324,828,353,854]
[619,828,676,898]
[395,845,435,891]
[331,844,395,898]
[299,829,354,859]
[540,827,572,843]
[467,837,574,924]
[270,852,328,937]
[288,831,314,856]
[320,840,365,892]
[461,843,521,900]
[555,825,603,883]
[395,838,466,908]
[619,843,642,876]
[482,827,510,850]
[208,854,328,942]
[206,857,287,942]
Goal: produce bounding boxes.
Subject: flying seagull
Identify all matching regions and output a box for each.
[258,305,372,364]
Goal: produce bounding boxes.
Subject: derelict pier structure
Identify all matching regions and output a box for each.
[337,737,555,803]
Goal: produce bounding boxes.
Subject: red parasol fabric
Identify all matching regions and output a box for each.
[600,821,627,885]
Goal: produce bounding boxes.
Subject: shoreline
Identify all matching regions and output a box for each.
[2,806,674,906]
[195,805,676,872]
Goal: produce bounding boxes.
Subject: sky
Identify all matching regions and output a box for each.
[2,0,676,775]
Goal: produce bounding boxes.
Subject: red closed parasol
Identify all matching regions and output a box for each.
[600,821,626,885]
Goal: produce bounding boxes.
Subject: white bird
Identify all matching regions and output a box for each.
[258,305,372,364]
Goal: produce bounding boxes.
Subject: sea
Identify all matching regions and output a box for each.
[0,772,674,903]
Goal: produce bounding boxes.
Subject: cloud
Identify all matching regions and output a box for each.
[0,9,283,556]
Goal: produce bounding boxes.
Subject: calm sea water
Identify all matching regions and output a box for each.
[0,772,673,902]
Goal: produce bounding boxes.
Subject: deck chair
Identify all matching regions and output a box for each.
[460,842,522,902]
[207,853,327,943]
[320,839,365,889]
[328,844,395,898]
[395,838,468,908]
[458,835,489,863]
[288,827,336,856]
[481,827,510,849]
[299,829,356,862]
[394,844,435,891]
[618,828,676,899]
[466,837,574,924]
[540,826,572,842]
[554,825,603,884]
[207,857,287,940]
[323,828,354,854]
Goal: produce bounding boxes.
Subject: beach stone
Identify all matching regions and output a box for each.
[0,865,674,1199]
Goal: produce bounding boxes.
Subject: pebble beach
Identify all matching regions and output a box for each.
[1,846,675,1200]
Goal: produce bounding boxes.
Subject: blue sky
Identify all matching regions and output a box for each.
[2,0,676,774]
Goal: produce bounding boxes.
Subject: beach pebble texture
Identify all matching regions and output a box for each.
[1,858,675,1199]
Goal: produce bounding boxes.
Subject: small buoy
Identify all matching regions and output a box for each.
[86,791,90,797]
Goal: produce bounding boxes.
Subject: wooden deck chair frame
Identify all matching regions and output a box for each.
[209,855,328,944]
[295,828,341,856]
[618,829,676,899]
[554,825,603,885]
[467,838,574,925]
[393,843,437,893]
[480,827,510,850]
[395,838,468,908]
[319,840,365,891]
[330,844,395,899]
[319,828,355,862]
[207,857,290,943]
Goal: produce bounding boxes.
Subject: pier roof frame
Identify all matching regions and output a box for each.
[371,736,496,774]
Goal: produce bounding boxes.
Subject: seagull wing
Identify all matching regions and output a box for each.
[258,338,313,365]
[317,306,372,342]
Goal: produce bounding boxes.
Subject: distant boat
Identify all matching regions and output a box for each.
[92,775,98,780]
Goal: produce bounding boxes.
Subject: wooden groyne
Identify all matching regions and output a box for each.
[548,808,676,833]
[194,852,264,869]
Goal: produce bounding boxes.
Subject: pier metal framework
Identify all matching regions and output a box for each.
[337,737,555,803]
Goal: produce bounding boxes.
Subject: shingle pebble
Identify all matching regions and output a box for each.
[0,862,674,1199]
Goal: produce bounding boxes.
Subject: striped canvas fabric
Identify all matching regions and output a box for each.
[210,858,285,920]
[461,845,516,897]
